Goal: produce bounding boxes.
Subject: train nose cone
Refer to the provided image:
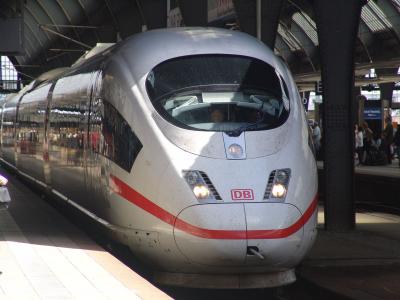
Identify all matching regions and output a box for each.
[244,203,304,267]
[173,203,247,266]
[173,203,305,268]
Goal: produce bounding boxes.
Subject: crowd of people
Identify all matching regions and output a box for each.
[354,117,400,167]
[309,117,400,167]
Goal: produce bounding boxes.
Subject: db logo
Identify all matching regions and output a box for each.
[231,189,254,200]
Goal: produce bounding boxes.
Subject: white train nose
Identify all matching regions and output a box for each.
[244,203,304,267]
[174,203,247,266]
[173,203,304,267]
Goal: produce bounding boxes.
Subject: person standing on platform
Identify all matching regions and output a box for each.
[383,116,394,164]
[363,121,373,155]
[312,121,321,157]
[355,125,364,165]
[394,126,400,167]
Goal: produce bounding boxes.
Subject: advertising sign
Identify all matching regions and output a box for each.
[364,108,381,120]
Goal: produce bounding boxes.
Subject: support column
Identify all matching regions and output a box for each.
[380,82,395,108]
[303,91,311,112]
[380,82,395,129]
[357,93,365,127]
[314,103,320,126]
[313,0,365,231]
[139,0,168,29]
[233,0,283,48]
[233,0,256,36]
[260,0,284,48]
[178,0,208,26]
[353,86,361,126]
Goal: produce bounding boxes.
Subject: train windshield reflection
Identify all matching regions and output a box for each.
[146,54,290,132]
[159,88,288,132]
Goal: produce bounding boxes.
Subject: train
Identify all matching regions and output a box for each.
[0,27,318,289]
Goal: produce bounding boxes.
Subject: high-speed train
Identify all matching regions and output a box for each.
[0,28,318,288]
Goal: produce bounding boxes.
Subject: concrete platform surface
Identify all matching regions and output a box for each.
[298,207,400,300]
[0,167,171,300]
[317,158,400,178]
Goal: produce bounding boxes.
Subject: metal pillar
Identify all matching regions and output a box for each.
[178,0,207,26]
[352,86,361,126]
[313,0,365,231]
[303,91,311,112]
[260,0,283,48]
[355,89,364,126]
[380,82,394,130]
[233,0,283,48]
[380,82,395,108]
[233,0,256,36]
[139,0,168,29]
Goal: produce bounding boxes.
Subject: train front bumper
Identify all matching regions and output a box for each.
[173,202,306,270]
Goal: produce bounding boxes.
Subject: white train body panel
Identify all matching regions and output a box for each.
[0,28,318,288]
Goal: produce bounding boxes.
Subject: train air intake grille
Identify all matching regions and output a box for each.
[199,171,222,200]
[264,170,276,200]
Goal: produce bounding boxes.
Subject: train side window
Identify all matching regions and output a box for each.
[92,100,142,172]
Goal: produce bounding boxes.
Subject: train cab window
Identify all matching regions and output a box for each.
[146,55,290,133]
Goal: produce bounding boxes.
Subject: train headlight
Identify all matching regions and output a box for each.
[183,170,222,203]
[271,183,286,198]
[264,168,291,201]
[228,144,243,159]
[185,171,200,185]
[0,175,8,186]
[193,184,210,199]
[276,170,289,183]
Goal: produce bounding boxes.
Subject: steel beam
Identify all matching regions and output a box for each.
[40,25,92,49]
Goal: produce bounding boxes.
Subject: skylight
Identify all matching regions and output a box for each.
[1,56,18,91]
[392,0,400,13]
[368,1,393,28]
[277,24,302,51]
[361,2,393,32]
[292,12,318,46]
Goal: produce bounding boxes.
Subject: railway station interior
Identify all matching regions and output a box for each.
[0,0,400,299]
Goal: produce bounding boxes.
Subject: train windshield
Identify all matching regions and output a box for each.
[146,55,290,133]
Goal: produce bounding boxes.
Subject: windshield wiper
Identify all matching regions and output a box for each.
[226,105,266,137]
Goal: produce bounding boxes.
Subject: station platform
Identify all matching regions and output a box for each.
[1,162,399,300]
[354,160,400,178]
[0,167,171,300]
[318,158,400,179]
[298,206,400,300]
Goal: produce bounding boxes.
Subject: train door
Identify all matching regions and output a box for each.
[48,72,90,208]
[1,96,19,167]
[16,83,51,183]
[85,70,111,218]
[86,72,143,222]
[0,102,4,156]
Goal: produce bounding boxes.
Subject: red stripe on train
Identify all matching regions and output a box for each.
[110,174,318,240]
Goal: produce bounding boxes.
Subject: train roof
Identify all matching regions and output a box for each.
[16,28,292,97]
[112,27,288,79]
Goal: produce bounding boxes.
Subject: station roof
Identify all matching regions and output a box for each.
[1,0,400,89]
